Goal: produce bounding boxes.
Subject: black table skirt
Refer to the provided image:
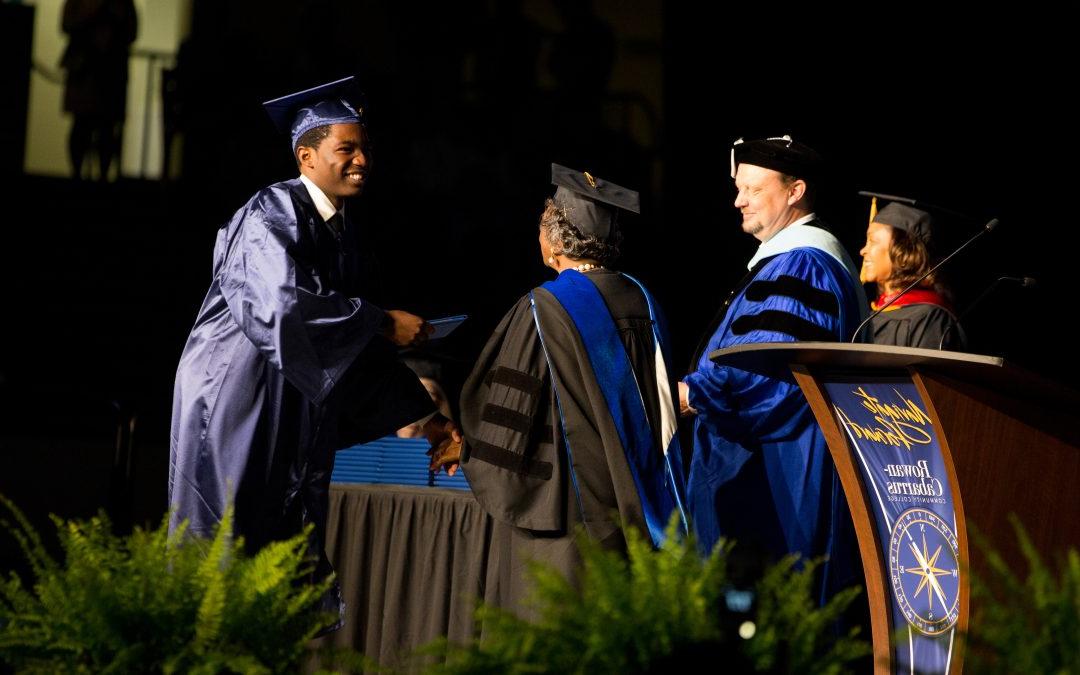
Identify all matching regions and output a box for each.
[318,483,497,668]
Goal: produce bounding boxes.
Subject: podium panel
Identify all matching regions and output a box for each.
[809,375,967,675]
[710,342,1080,675]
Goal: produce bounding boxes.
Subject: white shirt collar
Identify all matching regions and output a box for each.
[299,174,343,223]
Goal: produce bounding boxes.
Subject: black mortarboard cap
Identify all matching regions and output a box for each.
[550,163,640,239]
[730,135,824,180]
[873,202,934,243]
[263,76,363,151]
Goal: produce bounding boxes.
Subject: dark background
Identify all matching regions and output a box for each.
[0,2,1071,553]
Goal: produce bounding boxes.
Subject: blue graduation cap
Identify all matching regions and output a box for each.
[262,76,363,150]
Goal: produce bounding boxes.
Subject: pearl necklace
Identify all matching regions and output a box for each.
[575,263,603,273]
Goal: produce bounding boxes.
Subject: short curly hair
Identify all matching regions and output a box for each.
[293,125,334,167]
[538,198,622,266]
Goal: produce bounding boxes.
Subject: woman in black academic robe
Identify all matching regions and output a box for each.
[446,167,686,611]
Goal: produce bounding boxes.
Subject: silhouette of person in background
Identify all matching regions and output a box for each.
[60,0,137,181]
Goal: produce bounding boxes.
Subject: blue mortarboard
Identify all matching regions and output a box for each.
[550,163,640,239]
[262,76,363,151]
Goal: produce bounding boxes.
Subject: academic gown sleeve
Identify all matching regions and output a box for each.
[216,188,387,406]
[684,248,858,445]
[332,338,437,448]
[459,294,565,532]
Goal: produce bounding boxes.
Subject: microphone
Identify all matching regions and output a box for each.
[850,217,1000,343]
[958,275,1033,320]
[936,275,1037,350]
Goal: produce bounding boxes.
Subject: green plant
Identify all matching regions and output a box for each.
[965,515,1080,675]
[746,556,870,674]
[0,493,334,674]
[421,518,870,674]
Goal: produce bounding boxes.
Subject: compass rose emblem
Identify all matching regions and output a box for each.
[888,507,961,635]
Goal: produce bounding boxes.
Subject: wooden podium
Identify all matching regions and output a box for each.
[710,343,1080,675]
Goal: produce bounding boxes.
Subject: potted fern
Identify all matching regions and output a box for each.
[0,494,334,673]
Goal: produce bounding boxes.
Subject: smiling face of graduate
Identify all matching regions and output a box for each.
[296,123,370,208]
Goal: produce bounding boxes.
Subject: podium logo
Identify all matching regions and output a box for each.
[834,387,933,450]
[889,507,961,635]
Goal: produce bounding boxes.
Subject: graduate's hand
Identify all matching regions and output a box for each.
[428,437,462,476]
[678,381,697,417]
[382,310,434,347]
[422,414,462,446]
[423,415,463,475]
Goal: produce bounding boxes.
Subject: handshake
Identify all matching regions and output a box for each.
[421,414,464,476]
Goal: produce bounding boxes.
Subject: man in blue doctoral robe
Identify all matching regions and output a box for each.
[169,77,450,626]
[678,136,867,602]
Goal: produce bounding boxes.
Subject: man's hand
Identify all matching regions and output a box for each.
[678,381,697,417]
[381,310,434,347]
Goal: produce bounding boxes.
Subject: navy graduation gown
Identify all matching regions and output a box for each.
[169,178,432,555]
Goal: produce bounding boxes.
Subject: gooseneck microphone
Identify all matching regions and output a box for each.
[850,218,1000,343]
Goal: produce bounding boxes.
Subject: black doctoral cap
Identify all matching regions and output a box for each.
[730,134,824,181]
[550,163,640,239]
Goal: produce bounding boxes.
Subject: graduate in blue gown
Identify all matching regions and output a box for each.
[678,136,867,602]
[169,77,452,628]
